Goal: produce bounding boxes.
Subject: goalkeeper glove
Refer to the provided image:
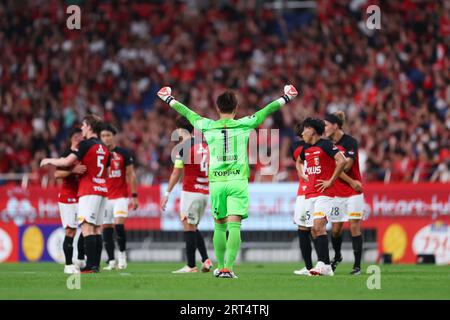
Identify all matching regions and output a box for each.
[281,84,298,103]
[157,87,175,105]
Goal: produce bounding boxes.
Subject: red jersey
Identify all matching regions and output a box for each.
[291,140,307,196]
[334,134,362,197]
[73,138,110,197]
[177,137,209,194]
[57,149,79,204]
[300,139,341,199]
[107,146,134,199]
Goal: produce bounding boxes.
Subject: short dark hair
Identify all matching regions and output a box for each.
[302,117,325,135]
[175,116,193,133]
[68,127,82,139]
[83,114,103,135]
[294,121,303,137]
[216,90,237,114]
[101,123,118,135]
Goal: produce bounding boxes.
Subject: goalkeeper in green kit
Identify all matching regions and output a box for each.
[157,85,298,278]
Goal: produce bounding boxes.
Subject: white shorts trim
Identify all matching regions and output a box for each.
[58,203,78,229]
[180,191,208,225]
[78,195,106,226]
[335,194,365,221]
[305,196,335,222]
[294,195,313,227]
[104,198,129,224]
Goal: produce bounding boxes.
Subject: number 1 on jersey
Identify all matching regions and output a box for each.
[221,129,229,154]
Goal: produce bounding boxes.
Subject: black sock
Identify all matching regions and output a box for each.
[352,235,363,269]
[115,224,126,252]
[77,233,85,260]
[103,227,115,262]
[185,231,196,268]
[84,235,96,269]
[331,235,343,259]
[95,234,103,268]
[312,237,319,255]
[63,236,74,265]
[316,235,330,265]
[195,230,209,262]
[298,230,313,270]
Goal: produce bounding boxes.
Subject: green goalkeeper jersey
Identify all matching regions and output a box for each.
[170,100,284,182]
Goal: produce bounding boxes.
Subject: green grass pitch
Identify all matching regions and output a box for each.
[0,262,448,300]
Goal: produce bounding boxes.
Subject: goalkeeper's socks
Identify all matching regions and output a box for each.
[115,224,127,252]
[95,234,103,268]
[103,227,115,262]
[224,222,242,270]
[84,235,96,269]
[331,234,343,260]
[77,233,85,260]
[184,231,197,268]
[352,235,363,269]
[213,223,227,270]
[298,230,313,270]
[196,230,209,262]
[316,234,330,265]
[63,236,74,265]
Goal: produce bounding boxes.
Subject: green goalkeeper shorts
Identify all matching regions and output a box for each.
[210,179,249,220]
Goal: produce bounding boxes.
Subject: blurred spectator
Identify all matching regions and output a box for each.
[0,0,448,185]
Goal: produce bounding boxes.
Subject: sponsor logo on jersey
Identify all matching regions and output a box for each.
[97,145,106,155]
[93,186,108,193]
[93,177,106,184]
[213,169,241,177]
[110,169,122,178]
[306,166,322,175]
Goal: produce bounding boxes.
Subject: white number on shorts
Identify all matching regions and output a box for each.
[97,155,105,177]
[331,207,340,216]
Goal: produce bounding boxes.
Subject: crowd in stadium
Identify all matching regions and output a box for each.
[0,0,449,186]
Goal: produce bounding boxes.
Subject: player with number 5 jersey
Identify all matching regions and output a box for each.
[158,84,298,278]
[41,114,110,273]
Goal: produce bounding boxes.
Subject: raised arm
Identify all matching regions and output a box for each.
[241,85,299,129]
[157,87,204,128]
[41,153,78,168]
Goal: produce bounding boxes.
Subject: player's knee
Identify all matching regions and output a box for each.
[349,223,361,236]
[312,225,324,235]
[65,228,76,237]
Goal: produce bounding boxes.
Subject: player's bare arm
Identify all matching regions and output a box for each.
[160,167,183,211]
[126,164,139,210]
[295,154,308,182]
[316,152,346,193]
[54,164,87,179]
[339,171,363,192]
[40,153,78,168]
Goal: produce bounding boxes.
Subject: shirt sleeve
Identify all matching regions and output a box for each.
[322,140,340,158]
[299,148,306,161]
[122,148,135,167]
[174,146,185,169]
[343,137,358,159]
[171,101,212,131]
[238,100,283,129]
[72,140,90,160]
